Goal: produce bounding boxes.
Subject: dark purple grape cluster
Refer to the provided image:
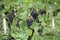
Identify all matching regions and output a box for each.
[26,18,33,27]
[30,8,38,19]
[39,9,46,15]
[30,8,41,23]
[37,29,43,36]
[4,10,15,24]
[53,8,60,16]
[16,18,22,28]
[53,12,57,16]
[8,13,15,24]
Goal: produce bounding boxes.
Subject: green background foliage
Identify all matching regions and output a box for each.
[0,0,60,40]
